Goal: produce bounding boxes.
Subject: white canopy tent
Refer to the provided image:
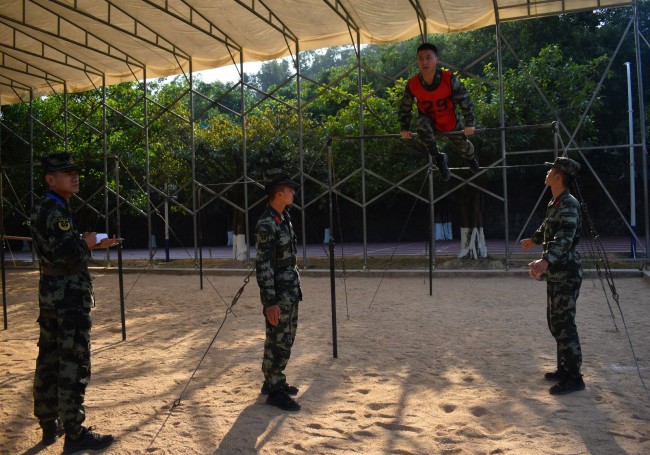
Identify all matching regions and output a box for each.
[0,0,633,104]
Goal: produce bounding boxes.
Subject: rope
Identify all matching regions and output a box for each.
[147,268,255,450]
[572,180,650,400]
[368,169,431,309]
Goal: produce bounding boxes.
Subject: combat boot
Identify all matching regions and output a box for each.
[434,153,451,181]
[549,376,585,395]
[266,390,301,411]
[261,381,299,396]
[62,426,114,454]
[41,419,64,446]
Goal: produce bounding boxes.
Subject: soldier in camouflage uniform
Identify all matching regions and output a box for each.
[398,42,480,182]
[255,168,302,411]
[521,156,585,395]
[30,153,116,452]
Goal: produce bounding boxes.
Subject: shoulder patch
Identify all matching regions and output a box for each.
[257,233,269,244]
[57,217,72,231]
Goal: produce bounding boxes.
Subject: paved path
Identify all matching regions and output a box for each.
[6,236,644,262]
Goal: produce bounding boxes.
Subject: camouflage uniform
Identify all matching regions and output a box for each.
[398,70,476,160]
[531,188,583,379]
[255,205,302,393]
[31,187,94,436]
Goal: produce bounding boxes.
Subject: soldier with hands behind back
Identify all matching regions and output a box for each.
[30,153,117,452]
[255,168,303,411]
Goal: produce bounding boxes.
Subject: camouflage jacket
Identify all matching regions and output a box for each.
[398,69,475,132]
[30,191,94,309]
[255,205,302,308]
[531,190,582,282]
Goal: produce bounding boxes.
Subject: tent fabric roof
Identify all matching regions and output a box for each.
[0,0,632,105]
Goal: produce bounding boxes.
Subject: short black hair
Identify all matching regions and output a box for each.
[417,43,438,56]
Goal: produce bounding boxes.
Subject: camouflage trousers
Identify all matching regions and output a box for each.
[415,115,475,160]
[262,301,299,392]
[546,280,583,378]
[34,308,92,434]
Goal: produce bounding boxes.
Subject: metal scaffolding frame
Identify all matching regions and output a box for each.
[0,0,647,277]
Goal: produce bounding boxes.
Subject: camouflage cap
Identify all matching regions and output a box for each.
[544,156,580,178]
[41,153,79,173]
[263,168,299,191]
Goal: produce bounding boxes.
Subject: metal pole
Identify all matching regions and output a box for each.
[632,0,649,262]
[428,155,435,296]
[190,61,198,266]
[115,157,126,340]
[327,139,338,359]
[103,80,110,262]
[164,186,170,262]
[356,31,368,268]
[625,62,637,258]
[0,121,6,329]
[495,21,510,268]
[198,188,203,290]
[144,69,153,265]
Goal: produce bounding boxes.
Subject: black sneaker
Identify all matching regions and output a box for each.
[544,369,568,382]
[266,390,301,411]
[63,426,114,454]
[41,419,64,446]
[434,153,451,181]
[549,376,585,395]
[468,158,480,174]
[261,381,299,396]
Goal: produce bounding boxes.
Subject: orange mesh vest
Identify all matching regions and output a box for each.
[408,71,457,132]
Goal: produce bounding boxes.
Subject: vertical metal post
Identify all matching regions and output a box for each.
[115,157,126,340]
[428,155,435,296]
[495,21,510,268]
[144,69,153,265]
[625,62,637,258]
[103,78,110,262]
[0,117,6,329]
[241,54,251,262]
[327,139,338,359]
[296,43,308,267]
[632,0,649,262]
[198,187,204,290]
[29,92,34,264]
[164,185,170,262]
[356,31,368,268]
[190,61,198,266]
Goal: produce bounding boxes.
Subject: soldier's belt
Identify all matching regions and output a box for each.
[40,263,88,276]
[276,257,296,267]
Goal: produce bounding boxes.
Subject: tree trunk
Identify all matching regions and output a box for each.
[232,210,247,261]
[457,186,487,259]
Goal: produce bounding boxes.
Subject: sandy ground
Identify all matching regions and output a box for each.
[1,270,649,455]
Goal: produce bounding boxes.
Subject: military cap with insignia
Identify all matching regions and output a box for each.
[41,153,79,173]
[262,168,299,191]
[544,156,580,178]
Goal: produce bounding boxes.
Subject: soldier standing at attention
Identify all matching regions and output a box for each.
[30,153,117,452]
[255,168,302,411]
[521,156,585,395]
[398,42,480,182]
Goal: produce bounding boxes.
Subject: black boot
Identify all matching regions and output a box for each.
[261,381,299,396]
[63,426,114,454]
[266,390,301,411]
[41,419,64,446]
[549,376,586,395]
